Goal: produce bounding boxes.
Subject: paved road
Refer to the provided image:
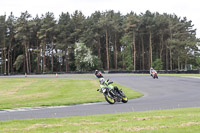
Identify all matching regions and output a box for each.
[0,74,200,121]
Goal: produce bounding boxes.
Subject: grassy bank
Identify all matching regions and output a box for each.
[0,78,142,109]
[0,107,200,133]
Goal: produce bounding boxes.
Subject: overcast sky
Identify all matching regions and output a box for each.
[1,0,200,38]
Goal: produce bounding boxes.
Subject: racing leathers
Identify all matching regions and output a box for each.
[99,80,120,96]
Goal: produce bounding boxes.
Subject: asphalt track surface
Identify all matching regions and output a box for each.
[0,74,200,121]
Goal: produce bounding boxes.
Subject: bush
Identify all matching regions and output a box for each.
[74,42,102,71]
[13,55,24,71]
[152,58,163,70]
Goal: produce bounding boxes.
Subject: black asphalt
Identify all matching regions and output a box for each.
[0,74,200,121]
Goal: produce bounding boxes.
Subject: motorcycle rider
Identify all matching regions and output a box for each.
[95,70,99,75]
[99,78,107,93]
[150,67,157,77]
[150,67,154,76]
[99,78,120,96]
[95,70,103,78]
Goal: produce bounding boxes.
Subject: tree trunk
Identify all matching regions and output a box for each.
[23,53,26,73]
[149,31,152,68]
[42,44,46,73]
[133,32,136,71]
[1,49,3,74]
[3,49,6,75]
[24,42,29,73]
[2,33,6,75]
[51,43,54,72]
[105,29,109,70]
[138,38,141,70]
[8,49,10,75]
[1,16,6,75]
[141,35,145,70]
[178,56,180,70]
[65,48,68,72]
[51,50,54,72]
[98,38,101,60]
[114,33,118,70]
[10,50,13,73]
[185,58,187,70]
[165,41,169,70]
[7,36,13,75]
[36,39,40,73]
[170,47,172,70]
[169,28,173,70]
[28,42,31,73]
[12,48,16,73]
[160,33,164,60]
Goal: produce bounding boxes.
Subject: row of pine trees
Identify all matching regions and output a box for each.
[0,10,199,74]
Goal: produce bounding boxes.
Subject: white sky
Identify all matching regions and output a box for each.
[1,0,200,38]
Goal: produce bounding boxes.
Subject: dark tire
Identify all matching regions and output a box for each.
[119,90,128,103]
[104,94,115,104]
[122,96,128,103]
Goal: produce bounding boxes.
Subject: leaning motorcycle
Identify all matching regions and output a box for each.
[97,80,128,104]
[152,71,158,79]
[95,71,103,78]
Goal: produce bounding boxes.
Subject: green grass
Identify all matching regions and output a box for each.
[0,107,200,133]
[0,78,142,109]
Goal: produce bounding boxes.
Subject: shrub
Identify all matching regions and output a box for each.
[152,58,163,70]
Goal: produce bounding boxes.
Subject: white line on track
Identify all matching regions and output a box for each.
[0,102,103,113]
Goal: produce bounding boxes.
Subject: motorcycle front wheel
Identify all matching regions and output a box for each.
[104,94,115,104]
[122,96,128,103]
[120,91,128,103]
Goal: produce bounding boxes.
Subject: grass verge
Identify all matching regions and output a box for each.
[0,78,142,109]
[0,107,200,133]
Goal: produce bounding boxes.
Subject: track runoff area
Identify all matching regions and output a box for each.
[0,74,200,121]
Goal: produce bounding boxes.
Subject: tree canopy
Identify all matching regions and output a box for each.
[0,10,199,74]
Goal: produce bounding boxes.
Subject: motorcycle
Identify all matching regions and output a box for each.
[95,71,103,78]
[152,71,158,79]
[97,79,128,104]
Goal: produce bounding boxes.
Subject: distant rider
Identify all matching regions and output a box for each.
[95,70,103,78]
[150,67,157,77]
[95,70,99,75]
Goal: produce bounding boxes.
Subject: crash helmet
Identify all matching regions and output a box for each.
[150,67,153,70]
[95,69,98,74]
[99,78,105,85]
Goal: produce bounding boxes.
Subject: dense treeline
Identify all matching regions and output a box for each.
[0,10,199,74]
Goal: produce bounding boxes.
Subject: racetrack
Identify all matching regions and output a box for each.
[0,74,200,121]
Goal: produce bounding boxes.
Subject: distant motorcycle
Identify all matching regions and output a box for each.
[152,71,158,79]
[97,79,128,104]
[95,71,103,78]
